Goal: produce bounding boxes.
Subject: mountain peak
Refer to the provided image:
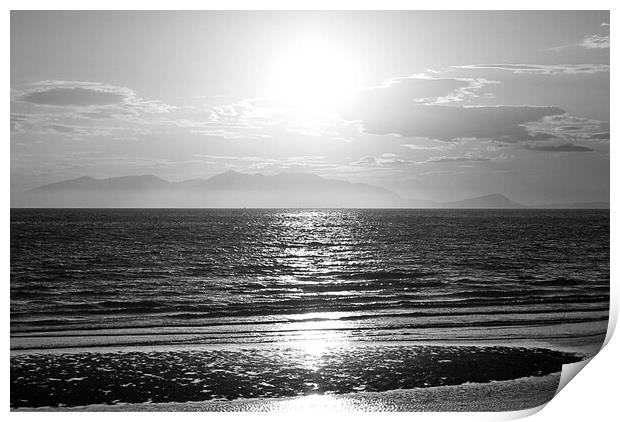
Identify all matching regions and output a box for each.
[477,193,510,200]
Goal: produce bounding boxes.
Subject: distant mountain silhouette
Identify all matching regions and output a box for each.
[440,194,525,209]
[12,172,605,209]
[36,174,170,191]
[17,171,402,208]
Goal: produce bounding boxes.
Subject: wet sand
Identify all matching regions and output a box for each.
[21,372,560,412]
[10,345,577,409]
[10,336,600,411]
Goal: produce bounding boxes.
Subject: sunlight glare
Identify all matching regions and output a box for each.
[289,315,350,370]
[268,36,361,115]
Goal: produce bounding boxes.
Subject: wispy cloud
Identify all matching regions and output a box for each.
[350,155,417,167]
[43,124,111,137]
[400,143,450,151]
[549,25,610,51]
[579,34,610,49]
[454,63,609,75]
[358,75,496,105]
[426,155,493,163]
[13,81,174,114]
[587,132,610,140]
[524,143,594,152]
[349,152,497,168]
[21,86,125,107]
[524,114,609,142]
[191,154,331,173]
[10,114,29,134]
[11,80,182,141]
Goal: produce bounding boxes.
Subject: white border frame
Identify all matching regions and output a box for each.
[4,2,616,421]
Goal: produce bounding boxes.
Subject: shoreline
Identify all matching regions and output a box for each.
[15,372,562,412]
[10,334,605,358]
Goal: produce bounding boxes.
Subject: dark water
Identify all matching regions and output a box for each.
[10,209,609,408]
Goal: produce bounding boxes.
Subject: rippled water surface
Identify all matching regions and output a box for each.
[11,209,609,340]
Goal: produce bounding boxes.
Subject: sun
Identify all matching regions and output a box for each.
[267,36,361,116]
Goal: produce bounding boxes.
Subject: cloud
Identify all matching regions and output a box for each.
[587,132,610,140]
[524,114,609,142]
[351,156,380,166]
[13,81,174,114]
[174,101,279,140]
[10,80,181,140]
[44,124,81,134]
[42,124,111,137]
[21,87,126,107]
[343,101,563,143]
[426,155,493,163]
[524,143,594,152]
[245,156,330,172]
[194,154,266,162]
[189,129,251,140]
[191,96,357,139]
[454,63,609,75]
[15,81,132,107]
[370,76,471,103]
[79,110,118,119]
[191,154,330,173]
[579,35,610,49]
[11,80,294,143]
[350,155,416,167]
[190,77,498,142]
[400,143,449,151]
[341,75,565,142]
[349,152,496,168]
[548,24,610,51]
[352,75,495,106]
[175,98,300,139]
[207,99,279,128]
[10,114,29,133]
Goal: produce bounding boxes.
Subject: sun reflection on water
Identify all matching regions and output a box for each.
[285,312,351,371]
[272,211,361,371]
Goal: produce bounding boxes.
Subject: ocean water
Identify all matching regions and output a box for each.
[10,209,609,408]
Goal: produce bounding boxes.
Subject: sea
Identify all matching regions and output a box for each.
[10,209,609,409]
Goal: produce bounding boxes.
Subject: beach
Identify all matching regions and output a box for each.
[11,340,593,411]
[18,372,561,412]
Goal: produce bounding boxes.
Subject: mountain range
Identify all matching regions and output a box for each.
[11,171,609,209]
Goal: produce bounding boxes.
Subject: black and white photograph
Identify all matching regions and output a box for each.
[9,7,611,413]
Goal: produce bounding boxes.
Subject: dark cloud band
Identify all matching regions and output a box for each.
[524,143,594,152]
[20,87,127,107]
[341,76,565,142]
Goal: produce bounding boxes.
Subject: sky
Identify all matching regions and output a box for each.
[10,11,610,204]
